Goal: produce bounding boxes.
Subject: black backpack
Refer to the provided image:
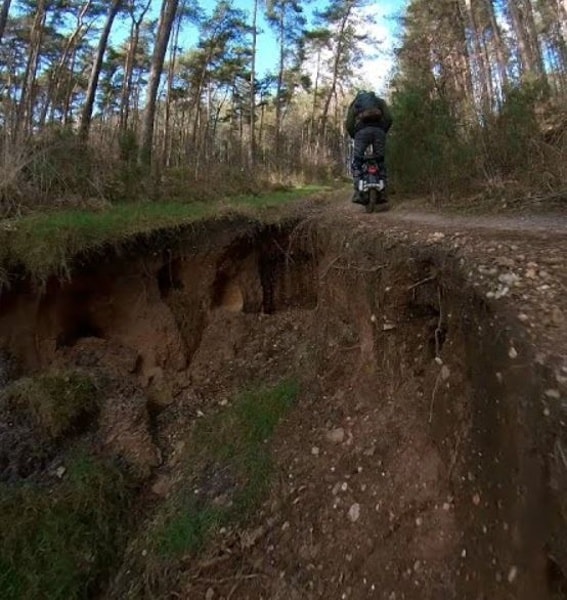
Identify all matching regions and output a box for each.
[354,91,382,123]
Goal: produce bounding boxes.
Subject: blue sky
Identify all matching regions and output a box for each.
[107,0,407,93]
[11,0,407,90]
[184,0,407,91]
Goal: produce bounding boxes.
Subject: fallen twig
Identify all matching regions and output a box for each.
[435,286,444,358]
[320,257,386,278]
[408,274,436,291]
[331,263,386,273]
[190,554,232,571]
[429,371,442,424]
[319,255,342,278]
[227,580,241,600]
[192,573,267,584]
[555,438,567,471]
[447,433,462,480]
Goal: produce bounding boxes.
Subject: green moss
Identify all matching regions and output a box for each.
[1,371,98,439]
[0,451,133,600]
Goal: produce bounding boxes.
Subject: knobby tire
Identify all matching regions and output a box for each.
[366,188,377,213]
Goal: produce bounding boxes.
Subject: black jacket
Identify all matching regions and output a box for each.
[345,94,393,138]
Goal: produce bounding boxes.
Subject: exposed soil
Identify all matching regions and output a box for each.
[1,193,566,599]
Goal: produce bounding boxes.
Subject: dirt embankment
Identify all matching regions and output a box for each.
[0,199,566,599]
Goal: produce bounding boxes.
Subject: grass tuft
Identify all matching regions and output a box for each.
[1,371,98,439]
[0,450,134,600]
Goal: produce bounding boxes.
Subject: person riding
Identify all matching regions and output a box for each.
[345,90,393,203]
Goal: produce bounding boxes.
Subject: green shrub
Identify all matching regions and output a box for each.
[24,128,98,203]
[485,82,544,179]
[388,78,566,200]
[388,85,475,195]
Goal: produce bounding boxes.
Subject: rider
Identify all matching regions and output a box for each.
[345,90,393,203]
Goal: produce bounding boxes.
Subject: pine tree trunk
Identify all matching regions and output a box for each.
[79,0,122,140]
[551,0,567,88]
[39,0,92,128]
[259,99,265,149]
[164,2,183,167]
[16,0,46,139]
[275,11,285,160]
[524,0,545,76]
[484,0,508,91]
[190,57,211,147]
[559,0,567,48]
[249,0,258,167]
[120,0,151,131]
[454,0,475,115]
[479,30,495,109]
[321,6,352,140]
[139,0,180,166]
[310,48,321,147]
[0,0,12,44]
[463,0,491,113]
[62,46,81,126]
[238,80,244,166]
[120,21,136,130]
[507,0,542,77]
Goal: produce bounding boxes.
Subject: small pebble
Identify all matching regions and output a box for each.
[348,503,361,523]
[552,307,565,326]
[327,428,345,444]
[508,566,518,583]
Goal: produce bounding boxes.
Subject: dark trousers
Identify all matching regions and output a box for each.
[351,126,387,181]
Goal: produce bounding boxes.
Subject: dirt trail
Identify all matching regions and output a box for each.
[386,206,567,236]
[1,193,566,600]
[330,195,567,360]
[338,195,567,235]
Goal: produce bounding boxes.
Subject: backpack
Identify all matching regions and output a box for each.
[354,91,382,124]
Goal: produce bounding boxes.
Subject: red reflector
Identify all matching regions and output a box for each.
[368,166,378,174]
